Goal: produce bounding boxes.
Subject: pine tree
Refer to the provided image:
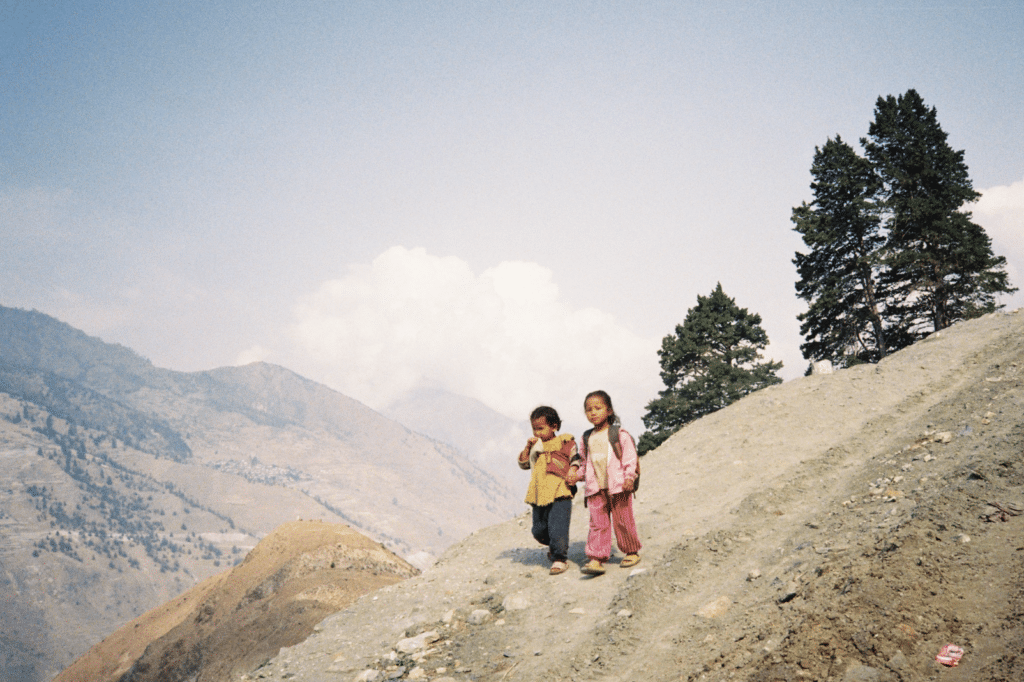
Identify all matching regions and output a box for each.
[792,136,891,367]
[639,284,782,454]
[863,89,1015,337]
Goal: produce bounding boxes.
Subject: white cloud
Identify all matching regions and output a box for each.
[976,177,1024,310]
[976,177,1024,253]
[287,246,661,427]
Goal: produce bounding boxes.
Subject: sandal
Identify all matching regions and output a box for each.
[620,554,641,568]
[580,560,606,575]
[549,561,568,575]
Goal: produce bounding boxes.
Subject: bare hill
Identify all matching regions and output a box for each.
[243,309,1023,682]
[54,521,417,682]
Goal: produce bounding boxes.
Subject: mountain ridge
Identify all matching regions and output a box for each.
[0,304,520,682]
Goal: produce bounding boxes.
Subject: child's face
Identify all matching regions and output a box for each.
[531,417,557,442]
[585,396,612,428]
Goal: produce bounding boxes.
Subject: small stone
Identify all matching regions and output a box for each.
[747,569,762,581]
[467,609,491,625]
[502,594,530,611]
[812,359,833,374]
[842,664,883,681]
[617,609,633,617]
[696,595,732,618]
[887,651,909,673]
[569,607,586,614]
[395,631,439,655]
[353,670,382,682]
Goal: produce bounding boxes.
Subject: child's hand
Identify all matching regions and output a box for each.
[622,477,635,493]
[526,436,539,449]
[565,467,580,485]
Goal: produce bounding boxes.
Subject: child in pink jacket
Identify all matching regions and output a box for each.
[567,390,641,575]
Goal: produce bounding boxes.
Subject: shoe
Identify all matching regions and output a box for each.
[549,561,568,575]
[580,560,606,575]
[620,554,641,568]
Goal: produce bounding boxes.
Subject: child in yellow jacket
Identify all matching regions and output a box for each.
[518,405,580,575]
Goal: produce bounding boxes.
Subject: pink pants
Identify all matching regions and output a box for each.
[585,490,641,562]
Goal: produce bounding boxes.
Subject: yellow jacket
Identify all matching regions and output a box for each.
[520,433,578,506]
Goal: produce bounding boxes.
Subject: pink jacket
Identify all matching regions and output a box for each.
[579,427,638,497]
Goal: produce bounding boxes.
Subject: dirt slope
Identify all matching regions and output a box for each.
[55,521,418,682]
[243,309,1023,682]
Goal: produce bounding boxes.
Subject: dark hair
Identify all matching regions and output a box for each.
[530,405,561,430]
[584,390,618,424]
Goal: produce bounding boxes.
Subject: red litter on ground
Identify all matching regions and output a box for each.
[936,644,964,667]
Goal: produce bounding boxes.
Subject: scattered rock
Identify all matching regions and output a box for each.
[502,593,530,611]
[696,596,732,618]
[842,664,886,682]
[395,631,439,655]
[466,610,491,625]
[812,359,834,374]
[353,670,382,682]
[886,651,909,674]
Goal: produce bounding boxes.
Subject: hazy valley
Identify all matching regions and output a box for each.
[0,305,521,681]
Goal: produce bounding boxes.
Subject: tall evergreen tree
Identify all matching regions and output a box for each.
[792,136,891,366]
[639,284,782,454]
[863,89,1015,336]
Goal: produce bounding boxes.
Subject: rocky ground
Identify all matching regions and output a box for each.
[238,310,1023,682]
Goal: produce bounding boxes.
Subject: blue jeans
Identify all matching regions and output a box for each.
[531,496,572,562]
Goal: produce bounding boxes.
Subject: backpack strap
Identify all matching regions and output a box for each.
[609,422,622,461]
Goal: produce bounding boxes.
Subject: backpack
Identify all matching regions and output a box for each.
[581,422,640,493]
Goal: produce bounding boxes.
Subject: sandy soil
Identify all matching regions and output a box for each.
[235,309,1023,682]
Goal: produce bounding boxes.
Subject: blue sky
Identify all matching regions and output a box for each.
[3,1,1022,433]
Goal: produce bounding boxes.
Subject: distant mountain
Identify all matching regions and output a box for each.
[382,386,526,494]
[0,305,520,682]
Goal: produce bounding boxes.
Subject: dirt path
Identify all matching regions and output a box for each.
[242,310,1024,682]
